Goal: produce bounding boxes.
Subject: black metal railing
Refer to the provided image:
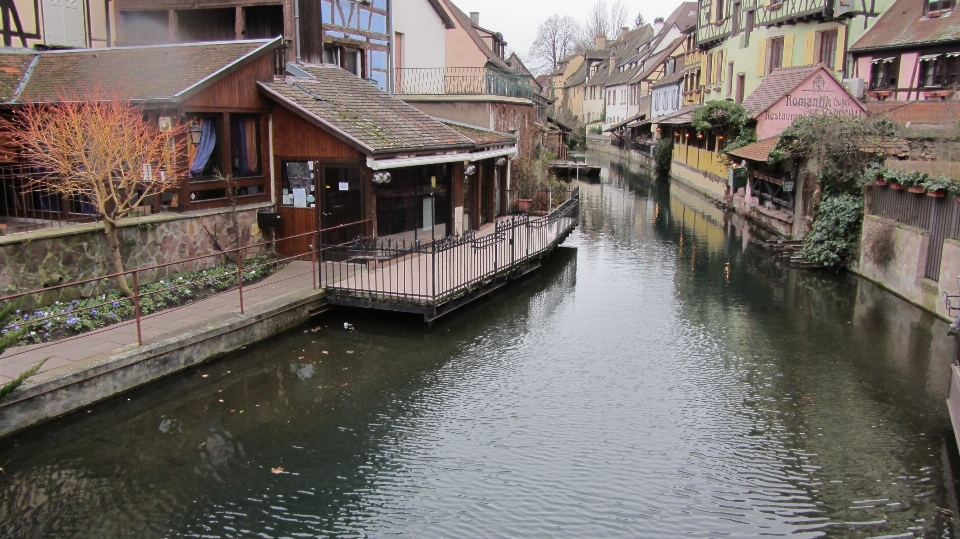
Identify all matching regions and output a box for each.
[318,187,579,316]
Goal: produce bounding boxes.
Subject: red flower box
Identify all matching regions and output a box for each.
[874,179,888,186]
[890,181,904,190]
[928,189,946,198]
[907,186,926,194]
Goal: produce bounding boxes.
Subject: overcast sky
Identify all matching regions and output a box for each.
[449,0,688,57]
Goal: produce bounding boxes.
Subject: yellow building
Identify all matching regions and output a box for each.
[694,0,896,105]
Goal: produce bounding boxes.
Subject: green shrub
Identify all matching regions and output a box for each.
[653,138,673,179]
[801,194,864,267]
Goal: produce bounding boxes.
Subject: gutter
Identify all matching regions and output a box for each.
[367,146,518,170]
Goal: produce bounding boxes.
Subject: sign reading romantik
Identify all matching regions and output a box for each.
[756,72,866,140]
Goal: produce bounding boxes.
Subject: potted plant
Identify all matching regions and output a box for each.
[923,175,956,198]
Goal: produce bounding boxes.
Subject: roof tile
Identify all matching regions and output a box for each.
[5,40,275,104]
[259,66,475,155]
[851,0,960,51]
[741,64,822,117]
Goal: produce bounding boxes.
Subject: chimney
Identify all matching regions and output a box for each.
[653,17,665,34]
[621,26,629,35]
[608,53,616,75]
[595,34,607,49]
[470,12,480,26]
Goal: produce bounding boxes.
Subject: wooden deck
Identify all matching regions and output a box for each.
[320,190,580,321]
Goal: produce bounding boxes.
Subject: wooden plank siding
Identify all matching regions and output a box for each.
[269,103,365,256]
[177,52,276,210]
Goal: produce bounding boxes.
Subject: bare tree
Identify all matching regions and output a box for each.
[634,12,646,28]
[528,14,580,74]
[577,0,630,50]
[5,92,185,296]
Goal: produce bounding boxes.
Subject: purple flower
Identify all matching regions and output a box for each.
[22,315,29,320]
[112,302,120,307]
[90,310,97,316]
[12,325,20,330]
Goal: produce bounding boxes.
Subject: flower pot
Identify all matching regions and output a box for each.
[907,186,926,194]
[928,189,946,198]
[517,198,533,213]
[874,179,888,186]
[890,181,904,190]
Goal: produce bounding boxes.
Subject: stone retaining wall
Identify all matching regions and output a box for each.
[0,203,274,301]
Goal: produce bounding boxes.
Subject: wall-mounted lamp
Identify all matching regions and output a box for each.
[495,157,507,166]
[372,171,392,184]
[188,120,203,145]
[464,164,477,176]
[697,133,703,138]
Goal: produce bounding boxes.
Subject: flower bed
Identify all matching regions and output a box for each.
[2,257,282,346]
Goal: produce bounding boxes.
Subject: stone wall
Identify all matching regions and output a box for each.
[0,203,274,301]
[855,214,957,320]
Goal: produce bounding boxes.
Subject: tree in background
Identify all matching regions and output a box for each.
[528,15,580,74]
[3,92,186,296]
[577,0,629,51]
[634,12,646,28]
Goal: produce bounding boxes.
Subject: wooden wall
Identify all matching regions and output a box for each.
[270,105,363,160]
[182,53,275,111]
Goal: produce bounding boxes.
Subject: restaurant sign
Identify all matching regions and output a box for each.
[756,71,866,139]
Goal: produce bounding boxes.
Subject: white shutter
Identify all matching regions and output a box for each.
[43,0,86,48]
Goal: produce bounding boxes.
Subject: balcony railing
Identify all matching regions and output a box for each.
[395,67,539,99]
[395,66,548,125]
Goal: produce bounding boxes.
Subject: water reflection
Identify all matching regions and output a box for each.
[0,153,956,538]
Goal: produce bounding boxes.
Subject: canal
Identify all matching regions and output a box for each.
[1,153,958,538]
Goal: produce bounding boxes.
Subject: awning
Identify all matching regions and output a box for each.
[919,53,941,61]
[871,56,897,64]
[366,146,518,170]
[726,136,781,163]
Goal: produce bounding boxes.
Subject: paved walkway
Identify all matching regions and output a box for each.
[0,261,318,385]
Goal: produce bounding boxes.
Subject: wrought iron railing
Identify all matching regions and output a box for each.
[318,188,579,318]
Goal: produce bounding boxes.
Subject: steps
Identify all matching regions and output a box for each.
[762,239,826,270]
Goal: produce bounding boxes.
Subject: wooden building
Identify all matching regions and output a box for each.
[257,64,517,255]
[0,38,284,229]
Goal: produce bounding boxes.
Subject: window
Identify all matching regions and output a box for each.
[230,114,261,176]
[768,37,784,74]
[187,115,222,179]
[818,29,838,69]
[919,53,960,88]
[925,0,955,13]
[744,10,754,47]
[706,52,713,83]
[702,0,711,24]
[869,57,900,90]
[716,0,725,21]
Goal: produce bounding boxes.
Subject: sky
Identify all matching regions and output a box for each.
[449,0,688,57]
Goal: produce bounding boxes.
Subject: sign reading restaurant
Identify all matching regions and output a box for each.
[755,71,866,140]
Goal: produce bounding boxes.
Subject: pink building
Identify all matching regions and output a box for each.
[849,0,960,101]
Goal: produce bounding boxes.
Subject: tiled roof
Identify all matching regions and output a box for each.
[259,67,475,155]
[650,69,685,89]
[851,0,960,51]
[727,136,780,162]
[8,39,278,104]
[0,50,36,102]
[629,36,686,85]
[585,25,654,87]
[865,100,960,127]
[741,64,822,117]
[440,119,517,147]
[654,103,699,125]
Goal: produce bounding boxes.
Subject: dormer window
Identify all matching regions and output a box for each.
[925,0,954,14]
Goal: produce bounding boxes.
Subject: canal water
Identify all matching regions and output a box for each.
[1,153,958,538]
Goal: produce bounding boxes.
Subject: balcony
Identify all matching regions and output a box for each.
[394,67,548,123]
